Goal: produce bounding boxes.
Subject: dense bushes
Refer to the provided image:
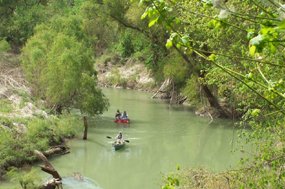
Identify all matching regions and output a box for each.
[0,115,81,170]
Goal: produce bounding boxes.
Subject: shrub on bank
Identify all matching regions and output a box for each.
[161,168,235,189]
[0,115,81,175]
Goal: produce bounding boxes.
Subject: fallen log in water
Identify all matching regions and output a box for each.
[0,145,69,180]
[43,145,70,157]
[34,150,63,189]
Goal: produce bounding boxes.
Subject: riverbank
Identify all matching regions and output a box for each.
[162,168,240,189]
[0,53,82,183]
[95,53,235,119]
[3,88,242,189]
[96,52,156,92]
[0,51,238,188]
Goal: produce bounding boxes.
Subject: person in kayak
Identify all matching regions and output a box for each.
[115,132,123,144]
[121,111,128,120]
[115,110,121,120]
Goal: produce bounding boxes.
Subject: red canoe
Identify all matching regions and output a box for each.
[114,119,130,123]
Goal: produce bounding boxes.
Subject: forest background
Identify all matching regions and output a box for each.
[1,0,285,188]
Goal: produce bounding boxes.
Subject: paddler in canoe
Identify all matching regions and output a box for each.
[114,110,130,123]
[115,109,121,120]
[113,132,125,150]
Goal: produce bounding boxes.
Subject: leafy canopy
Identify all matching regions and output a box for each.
[21,13,109,115]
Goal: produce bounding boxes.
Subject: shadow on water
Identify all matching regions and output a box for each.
[87,139,108,148]
[167,104,195,112]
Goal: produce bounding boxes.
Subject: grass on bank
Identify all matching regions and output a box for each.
[0,99,14,113]
[0,114,82,177]
[162,168,239,189]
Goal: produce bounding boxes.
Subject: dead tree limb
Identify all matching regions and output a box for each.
[34,150,63,189]
[43,145,70,157]
[34,150,62,180]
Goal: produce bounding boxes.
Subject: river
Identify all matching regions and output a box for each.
[2,88,243,189]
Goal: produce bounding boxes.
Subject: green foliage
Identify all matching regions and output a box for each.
[6,0,285,187]
[162,175,180,189]
[125,1,146,25]
[6,168,41,189]
[8,4,48,45]
[80,0,118,50]
[139,0,285,188]
[0,0,87,47]
[44,33,93,105]
[163,52,189,84]
[0,115,81,170]
[54,114,82,138]
[49,14,87,42]
[0,116,14,128]
[0,39,10,52]
[0,0,57,46]
[77,74,109,115]
[118,32,135,57]
[21,13,109,115]
[105,0,129,20]
[161,168,236,189]
[182,76,201,106]
[113,29,154,65]
[0,99,13,113]
[21,26,55,94]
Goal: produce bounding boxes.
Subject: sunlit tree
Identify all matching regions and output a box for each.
[21,15,109,140]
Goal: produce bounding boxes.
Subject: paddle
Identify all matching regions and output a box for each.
[106,136,129,143]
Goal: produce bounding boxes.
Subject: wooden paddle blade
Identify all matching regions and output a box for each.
[106,136,112,139]
[124,140,130,143]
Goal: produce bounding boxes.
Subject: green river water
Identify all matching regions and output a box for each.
[2,88,244,189]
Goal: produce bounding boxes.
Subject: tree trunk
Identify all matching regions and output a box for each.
[174,46,231,118]
[83,116,88,140]
[106,13,230,118]
[34,150,62,189]
[200,84,230,118]
[152,78,172,99]
[170,81,177,104]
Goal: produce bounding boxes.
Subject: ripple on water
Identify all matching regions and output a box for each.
[61,177,102,189]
